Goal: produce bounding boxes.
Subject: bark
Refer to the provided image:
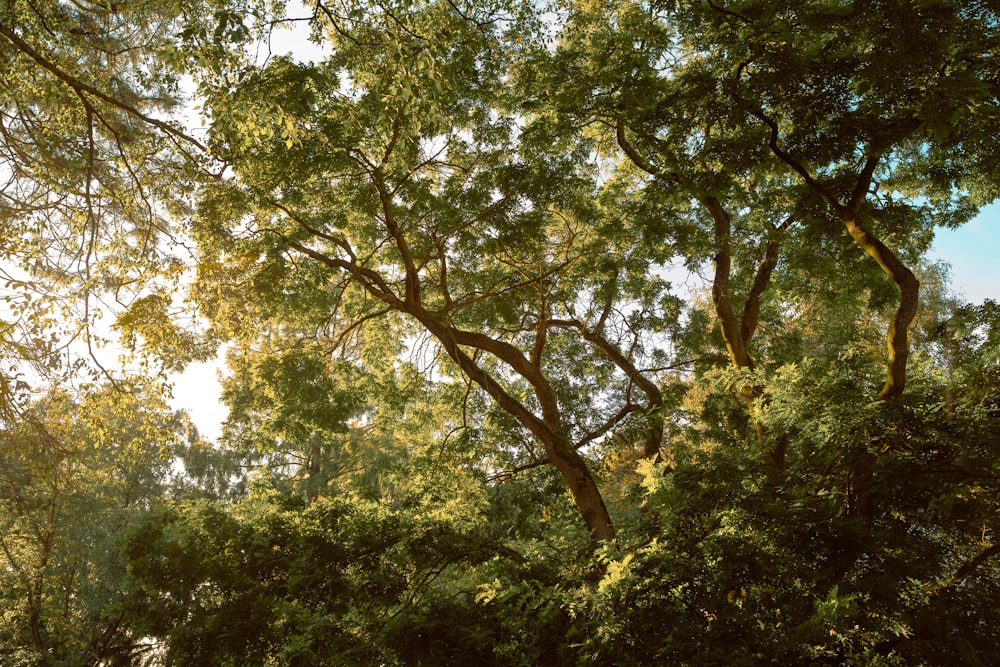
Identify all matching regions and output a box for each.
[705,197,754,369]
[753,109,921,399]
[419,315,616,542]
[846,450,877,525]
[703,197,785,468]
[841,214,920,399]
[300,171,617,542]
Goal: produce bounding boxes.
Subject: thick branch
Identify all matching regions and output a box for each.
[549,317,664,458]
[842,215,919,398]
[948,543,1000,587]
[749,106,918,399]
[448,327,563,428]
[283,238,402,307]
[739,237,780,345]
[749,108,838,209]
[420,317,614,542]
[616,120,661,177]
[615,120,688,190]
[267,197,358,261]
[848,156,880,214]
[280,203,615,542]
[704,196,753,369]
[531,309,547,367]
[371,167,422,306]
[284,225,557,431]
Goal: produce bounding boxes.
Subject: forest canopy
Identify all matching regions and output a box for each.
[1,0,999,664]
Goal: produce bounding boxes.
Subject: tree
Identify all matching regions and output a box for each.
[531,0,1000,471]
[3,0,1000,663]
[184,0,687,542]
[0,383,187,666]
[120,329,1000,665]
[0,0,227,392]
[690,0,998,400]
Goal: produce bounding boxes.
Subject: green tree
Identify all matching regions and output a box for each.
[0,383,187,666]
[531,0,999,472]
[184,0,687,542]
[3,1,1000,663]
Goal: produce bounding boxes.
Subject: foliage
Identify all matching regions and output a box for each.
[0,383,187,666]
[2,0,999,664]
[113,347,1000,665]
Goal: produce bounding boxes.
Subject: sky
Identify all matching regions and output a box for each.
[928,202,1000,304]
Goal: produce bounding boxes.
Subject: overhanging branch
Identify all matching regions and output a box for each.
[0,22,208,154]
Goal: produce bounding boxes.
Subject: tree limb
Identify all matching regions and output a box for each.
[0,22,207,153]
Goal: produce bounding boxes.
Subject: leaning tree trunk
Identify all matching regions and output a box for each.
[841,214,920,399]
[753,114,921,400]
[418,312,617,543]
[283,169,618,543]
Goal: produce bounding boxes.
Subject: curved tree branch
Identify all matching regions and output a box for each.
[749,107,919,399]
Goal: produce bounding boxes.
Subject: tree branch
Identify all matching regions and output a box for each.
[739,236,781,345]
[947,543,1000,587]
[0,22,207,153]
[748,107,839,210]
[371,166,422,307]
[703,196,753,369]
[842,215,919,399]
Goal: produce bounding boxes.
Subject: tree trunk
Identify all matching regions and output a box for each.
[704,197,785,469]
[752,113,920,401]
[548,433,617,542]
[842,215,919,399]
[420,314,616,542]
[286,176,618,543]
[846,451,877,525]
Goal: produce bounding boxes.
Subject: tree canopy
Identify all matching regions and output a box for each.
[2,0,999,664]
